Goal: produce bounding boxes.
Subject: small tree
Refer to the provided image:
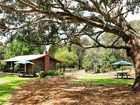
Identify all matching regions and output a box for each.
[55,47,78,71]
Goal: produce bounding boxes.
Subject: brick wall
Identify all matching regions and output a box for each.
[33,57,45,72]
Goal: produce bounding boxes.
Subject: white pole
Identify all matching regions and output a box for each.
[25,64,26,72]
[11,62,13,73]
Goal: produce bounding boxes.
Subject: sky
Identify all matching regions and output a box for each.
[126,13,140,21]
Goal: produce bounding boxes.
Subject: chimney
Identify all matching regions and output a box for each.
[43,51,52,56]
[43,51,48,55]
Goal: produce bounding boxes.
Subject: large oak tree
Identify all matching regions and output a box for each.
[1,0,140,90]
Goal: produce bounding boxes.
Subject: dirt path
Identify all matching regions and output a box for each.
[5,75,140,105]
[65,70,115,78]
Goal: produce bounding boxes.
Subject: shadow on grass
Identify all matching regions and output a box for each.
[7,76,139,105]
[0,79,31,105]
[72,78,134,86]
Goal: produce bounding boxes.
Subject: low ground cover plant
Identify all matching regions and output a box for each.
[40,70,64,78]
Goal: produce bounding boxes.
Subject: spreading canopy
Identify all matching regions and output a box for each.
[0,0,140,49]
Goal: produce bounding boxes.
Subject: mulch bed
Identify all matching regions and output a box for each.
[7,76,140,105]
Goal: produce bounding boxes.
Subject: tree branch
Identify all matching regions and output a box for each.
[111,37,121,46]
[95,31,104,41]
[57,0,72,14]
[84,44,128,49]
[83,32,128,49]
[1,0,138,47]
[2,0,127,38]
[17,0,39,10]
[6,15,46,30]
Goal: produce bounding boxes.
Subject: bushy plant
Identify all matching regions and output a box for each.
[40,70,64,78]
[101,65,112,73]
[10,67,14,72]
[14,64,20,72]
[101,69,110,73]
[120,66,134,71]
[4,41,45,59]
[0,62,6,71]
[55,47,78,68]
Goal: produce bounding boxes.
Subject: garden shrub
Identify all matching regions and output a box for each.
[102,69,109,73]
[40,70,64,78]
[14,64,20,72]
[0,62,6,71]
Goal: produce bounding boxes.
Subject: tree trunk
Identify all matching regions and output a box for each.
[78,58,82,70]
[128,36,140,91]
[131,54,140,90]
[63,66,65,72]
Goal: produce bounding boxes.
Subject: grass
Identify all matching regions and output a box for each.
[72,74,134,86]
[0,73,36,105]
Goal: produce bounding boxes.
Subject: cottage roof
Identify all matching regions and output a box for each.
[2,54,45,62]
[2,54,62,63]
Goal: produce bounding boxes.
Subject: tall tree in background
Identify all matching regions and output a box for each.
[82,48,127,72]
[72,44,85,70]
[1,0,140,90]
[4,41,45,59]
[83,49,101,72]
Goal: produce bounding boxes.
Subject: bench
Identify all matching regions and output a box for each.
[115,72,131,79]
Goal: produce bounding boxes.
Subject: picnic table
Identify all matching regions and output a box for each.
[19,71,35,77]
[115,71,130,79]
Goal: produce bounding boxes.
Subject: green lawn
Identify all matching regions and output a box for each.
[72,74,134,86]
[0,73,35,105]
